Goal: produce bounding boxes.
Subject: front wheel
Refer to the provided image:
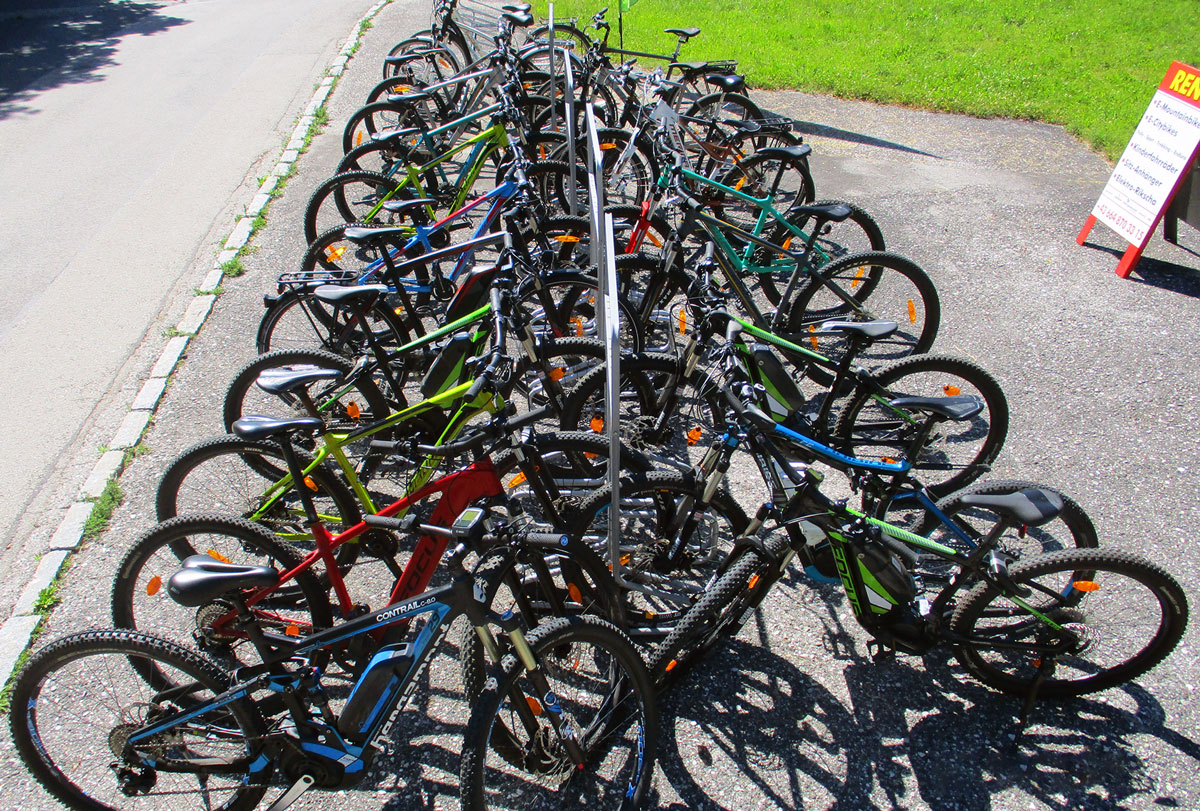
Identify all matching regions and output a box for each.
[787,251,940,369]
[10,629,271,811]
[460,615,658,810]
[950,549,1188,699]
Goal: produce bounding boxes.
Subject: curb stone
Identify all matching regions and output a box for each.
[0,0,395,690]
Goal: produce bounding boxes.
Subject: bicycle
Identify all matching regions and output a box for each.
[16,508,657,810]
[648,395,1186,713]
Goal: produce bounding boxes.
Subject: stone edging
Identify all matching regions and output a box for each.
[0,0,394,689]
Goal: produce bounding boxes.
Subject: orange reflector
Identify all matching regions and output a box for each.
[644,610,656,619]
[943,385,961,396]
[584,451,597,459]
[355,131,364,147]
[907,300,916,323]
[881,457,898,464]
[346,401,361,419]
[1073,580,1100,592]
[590,416,604,433]
[507,472,528,488]
[571,317,584,336]
[538,145,548,160]
[748,574,760,590]
[438,58,452,69]
[678,310,687,335]
[851,267,866,291]
[285,625,301,636]
[548,366,566,381]
[647,232,663,248]
[687,427,702,445]
[783,236,793,250]
[146,576,162,596]
[526,696,544,715]
[325,245,347,262]
[809,324,818,350]
[665,659,678,672]
[553,235,581,243]
[620,554,631,566]
[600,142,617,150]
[734,178,746,191]
[207,550,232,564]
[303,476,319,491]
[567,583,583,603]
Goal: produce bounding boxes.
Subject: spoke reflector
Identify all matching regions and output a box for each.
[526,696,544,715]
[590,416,604,433]
[346,401,361,419]
[304,476,319,491]
[943,385,960,396]
[507,472,528,488]
[1073,580,1100,592]
[285,625,301,636]
[548,366,566,381]
[687,427,702,445]
[600,143,617,150]
[665,659,678,672]
[572,317,584,336]
[678,310,687,334]
[554,235,581,243]
[567,583,583,603]
[908,299,916,323]
[748,574,760,590]
[207,550,232,564]
[146,576,161,596]
[326,245,347,262]
[851,267,866,290]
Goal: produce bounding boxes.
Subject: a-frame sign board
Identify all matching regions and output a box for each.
[1078,61,1200,277]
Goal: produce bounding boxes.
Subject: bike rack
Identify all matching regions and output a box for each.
[447,0,521,61]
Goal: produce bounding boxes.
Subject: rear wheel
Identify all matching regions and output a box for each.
[10,629,270,811]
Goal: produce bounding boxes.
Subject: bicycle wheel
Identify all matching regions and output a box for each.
[833,353,1007,497]
[558,352,722,462]
[787,250,940,369]
[647,529,791,688]
[515,270,645,352]
[342,100,430,155]
[10,630,270,811]
[222,348,394,443]
[711,147,814,233]
[568,470,750,631]
[950,549,1189,699]
[302,169,410,245]
[153,436,362,551]
[460,615,658,810]
[256,284,416,355]
[112,515,333,669]
[756,199,885,305]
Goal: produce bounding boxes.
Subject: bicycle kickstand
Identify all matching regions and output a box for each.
[1013,658,1056,740]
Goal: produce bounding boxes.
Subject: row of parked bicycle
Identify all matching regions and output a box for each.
[10,3,1189,810]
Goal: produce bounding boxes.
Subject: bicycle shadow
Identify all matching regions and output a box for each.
[0,1,188,120]
[651,572,1200,810]
[757,105,940,159]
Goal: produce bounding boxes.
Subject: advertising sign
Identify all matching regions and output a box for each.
[1078,61,1200,277]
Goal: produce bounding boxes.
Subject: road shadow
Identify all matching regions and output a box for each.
[0,0,189,120]
[651,581,1200,810]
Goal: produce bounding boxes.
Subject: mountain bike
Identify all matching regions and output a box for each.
[16,509,657,810]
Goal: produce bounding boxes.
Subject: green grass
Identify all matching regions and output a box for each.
[82,479,123,540]
[546,0,1200,160]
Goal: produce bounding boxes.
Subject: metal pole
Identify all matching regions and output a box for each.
[564,50,579,216]
[547,4,558,138]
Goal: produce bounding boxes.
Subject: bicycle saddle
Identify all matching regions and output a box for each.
[787,201,848,223]
[313,283,388,307]
[756,144,813,162]
[957,489,1065,527]
[707,74,745,94]
[665,27,701,40]
[386,90,431,105]
[168,556,279,607]
[887,394,983,422]
[381,197,437,216]
[669,61,709,73]
[502,10,534,26]
[255,366,344,396]
[371,126,423,145]
[344,224,413,242]
[818,320,898,340]
[502,2,532,12]
[232,415,325,442]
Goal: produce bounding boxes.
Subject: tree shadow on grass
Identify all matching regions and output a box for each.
[0,0,189,121]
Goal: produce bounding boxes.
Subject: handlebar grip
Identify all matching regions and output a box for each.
[521,531,571,548]
[414,429,489,458]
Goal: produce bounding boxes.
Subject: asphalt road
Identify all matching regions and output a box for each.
[0,0,384,617]
[4,2,1200,809]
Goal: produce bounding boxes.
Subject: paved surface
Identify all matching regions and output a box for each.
[4,3,1200,809]
[0,0,384,618]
